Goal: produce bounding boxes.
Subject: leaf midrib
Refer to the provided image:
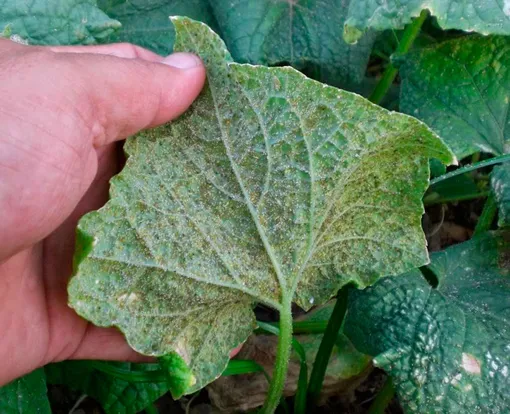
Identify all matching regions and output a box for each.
[184,22,287,307]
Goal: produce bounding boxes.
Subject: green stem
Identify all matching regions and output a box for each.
[474,192,498,236]
[369,9,429,104]
[368,377,395,414]
[261,296,294,414]
[430,154,510,186]
[307,286,349,408]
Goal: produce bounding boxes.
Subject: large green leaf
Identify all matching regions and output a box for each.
[345,232,510,413]
[398,35,510,160]
[344,1,510,43]
[97,0,218,55]
[209,0,376,88]
[492,164,510,227]
[0,369,51,414]
[68,17,453,396]
[45,361,168,414]
[0,0,120,45]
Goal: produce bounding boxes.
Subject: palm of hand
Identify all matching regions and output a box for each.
[0,39,205,385]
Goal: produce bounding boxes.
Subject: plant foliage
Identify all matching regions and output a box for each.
[346,232,510,412]
[1,1,510,413]
[68,16,452,399]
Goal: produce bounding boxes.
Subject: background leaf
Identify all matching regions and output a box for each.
[397,35,510,160]
[97,0,219,55]
[46,361,168,414]
[0,369,51,414]
[68,16,453,396]
[491,164,510,227]
[0,0,120,45]
[345,0,510,43]
[209,0,376,88]
[345,232,510,413]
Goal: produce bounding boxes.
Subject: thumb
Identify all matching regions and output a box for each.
[0,43,206,260]
[61,48,206,146]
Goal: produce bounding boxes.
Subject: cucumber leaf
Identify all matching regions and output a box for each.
[0,0,120,45]
[97,0,219,55]
[46,361,168,414]
[0,369,51,414]
[398,35,510,160]
[209,0,376,88]
[345,232,510,412]
[68,17,453,396]
[344,1,510,43]
[492,164,510,227]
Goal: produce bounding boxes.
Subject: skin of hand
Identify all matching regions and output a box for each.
[0,39,207,386]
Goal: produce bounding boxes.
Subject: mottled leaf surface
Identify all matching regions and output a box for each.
[97,0,218,55]
[398,35,510,160]
[345,233,510,413]
[46,361,167,414]
[0,0,119,45]
[0,369,51,414]
[345,0,510,43]
[209,0,376,88]
[492,164,510,227]
[69,17,453,395]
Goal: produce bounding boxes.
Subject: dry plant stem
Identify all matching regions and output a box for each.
[261,294,294,413]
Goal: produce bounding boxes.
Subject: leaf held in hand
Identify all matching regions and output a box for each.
[68,17,453,396]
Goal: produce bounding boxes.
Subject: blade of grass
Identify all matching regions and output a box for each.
[430,154,510,186]
[222,359,266,376]
[369,9,429,104]
[307,286,349,409]
[368,377,395,414]
[89,359,267,384]
[89,361,167,382]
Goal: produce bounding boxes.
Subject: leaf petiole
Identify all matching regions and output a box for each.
[259,298,295,414]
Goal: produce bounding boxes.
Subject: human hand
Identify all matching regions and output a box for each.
[0,39,205,385]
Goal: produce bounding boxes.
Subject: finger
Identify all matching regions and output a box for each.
[48,42,164,62]
[60,50,206,146]
[66,325,155,363]
[0,49,205,260]
[0,37,27,52]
